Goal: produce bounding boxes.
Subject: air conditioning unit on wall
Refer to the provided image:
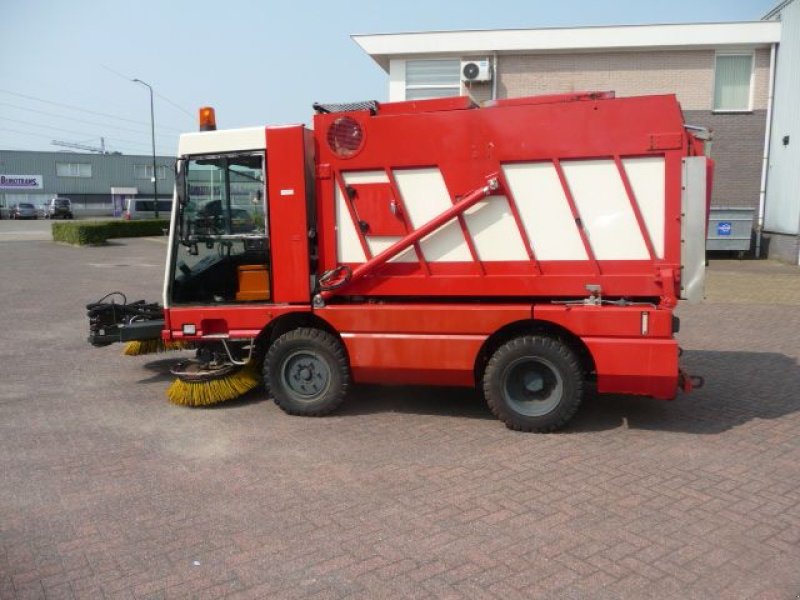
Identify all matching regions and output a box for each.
[461,59,492,83]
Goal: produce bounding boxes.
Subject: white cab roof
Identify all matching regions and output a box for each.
[178,126,266,156]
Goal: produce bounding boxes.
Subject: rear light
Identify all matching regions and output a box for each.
[327,117,364,158]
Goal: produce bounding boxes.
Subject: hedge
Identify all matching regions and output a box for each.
[52,220,169,245]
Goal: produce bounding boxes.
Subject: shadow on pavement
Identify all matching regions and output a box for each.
[341,385,495,420]
[340,349,800,433]
[137,349,800,433]
[568,350,800,434]
[139,356,185,384]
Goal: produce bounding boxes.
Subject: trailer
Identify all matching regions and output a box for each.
[88,91,711,432]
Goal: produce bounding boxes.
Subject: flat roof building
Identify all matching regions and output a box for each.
[0,150,174,218]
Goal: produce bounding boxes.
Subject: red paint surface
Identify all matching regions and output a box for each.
[313,93,698,302]
[267,126,312,303]
[585,338,679,399]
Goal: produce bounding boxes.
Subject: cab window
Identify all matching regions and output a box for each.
[170,153,269,305]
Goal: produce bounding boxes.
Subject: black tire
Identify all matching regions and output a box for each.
[264,327,349,416]
[483,335,584,433]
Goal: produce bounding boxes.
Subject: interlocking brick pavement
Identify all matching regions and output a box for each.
[0,231,799,599]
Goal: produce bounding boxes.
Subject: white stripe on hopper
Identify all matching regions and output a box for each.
[561,159,649,260]
[335,183,367,263]
[503,162,588,261]
[393,168,472,262]
[622,157,665,259]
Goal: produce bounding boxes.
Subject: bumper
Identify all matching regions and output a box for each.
[584,337,682,400]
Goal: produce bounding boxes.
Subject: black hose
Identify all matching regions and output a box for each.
[86,292,162,323]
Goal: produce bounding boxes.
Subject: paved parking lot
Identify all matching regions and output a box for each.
[1,221,799,599]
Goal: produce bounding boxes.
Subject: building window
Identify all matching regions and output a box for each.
[714,53,754,112]
[56,162,92,178]
[134,164,168,180]
[405,59,461,100]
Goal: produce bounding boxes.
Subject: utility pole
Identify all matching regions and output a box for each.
[132,78,159,218]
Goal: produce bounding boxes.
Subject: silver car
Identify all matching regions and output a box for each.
[9,203,38,219]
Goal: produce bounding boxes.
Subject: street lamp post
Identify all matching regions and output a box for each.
[132,78,159,219]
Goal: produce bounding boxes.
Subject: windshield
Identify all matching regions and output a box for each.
[170,153,269,305]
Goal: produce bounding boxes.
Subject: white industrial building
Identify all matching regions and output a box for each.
[0,150,174,218]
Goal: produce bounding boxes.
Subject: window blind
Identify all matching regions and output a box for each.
[714,54,753,111]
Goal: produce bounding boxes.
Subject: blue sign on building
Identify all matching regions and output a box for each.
[717,222,732,236]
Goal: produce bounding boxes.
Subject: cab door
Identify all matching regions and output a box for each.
[266,126,314,304]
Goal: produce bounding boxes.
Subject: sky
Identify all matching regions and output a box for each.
[0,0,775,157]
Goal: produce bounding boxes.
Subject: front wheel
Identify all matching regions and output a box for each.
[483,335,584,433]
[264,327,350,416]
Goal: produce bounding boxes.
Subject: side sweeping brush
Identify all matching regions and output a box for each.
[166,362,262,407]
[123,339,192,356]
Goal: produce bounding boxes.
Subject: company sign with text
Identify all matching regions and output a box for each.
[0,174,44,190]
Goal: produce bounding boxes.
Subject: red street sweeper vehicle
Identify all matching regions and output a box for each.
[87,91,711,432]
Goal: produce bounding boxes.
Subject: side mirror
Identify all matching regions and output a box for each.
[175,159,187,206]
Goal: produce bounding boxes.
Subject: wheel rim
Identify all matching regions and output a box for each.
[501,356,563,417]
[281,350,332,400]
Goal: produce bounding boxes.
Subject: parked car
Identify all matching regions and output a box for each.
[9,203,38,220]
[123,197,173,220]
[47,197,73,219]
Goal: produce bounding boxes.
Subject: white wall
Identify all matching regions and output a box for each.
[765,0,800,236]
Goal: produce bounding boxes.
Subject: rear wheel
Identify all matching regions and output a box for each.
[483,335,584,432]
[264,328,349,416]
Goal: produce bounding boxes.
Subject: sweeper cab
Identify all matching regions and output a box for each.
[88,91,711,432]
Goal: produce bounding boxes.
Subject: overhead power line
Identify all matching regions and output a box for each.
[0,101,177,139]
[0,127,173,155]
[0,116,170,147]
[0,88,184,132]
[155,91,195,119]
[100,64,194,120]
